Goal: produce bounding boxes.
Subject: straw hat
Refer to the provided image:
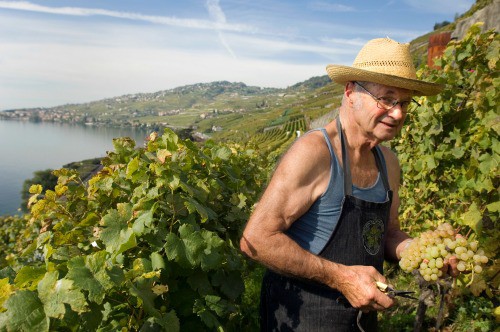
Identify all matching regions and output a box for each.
[326,37,443,95]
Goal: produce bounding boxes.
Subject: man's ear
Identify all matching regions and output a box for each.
[345,81,356,103]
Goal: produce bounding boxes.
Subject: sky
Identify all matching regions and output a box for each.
[0,0,475,110]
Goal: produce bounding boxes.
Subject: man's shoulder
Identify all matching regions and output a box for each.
[278,131,332,171]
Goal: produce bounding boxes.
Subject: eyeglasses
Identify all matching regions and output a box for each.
[354,81,420,112]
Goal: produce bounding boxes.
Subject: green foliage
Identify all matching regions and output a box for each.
[434,20,451,30]
[20,169,58,212]
[449,295,496,332]
[389,25,499,328]
[20,158,102,212]
[0,215,39,268]
[0,129,268,331]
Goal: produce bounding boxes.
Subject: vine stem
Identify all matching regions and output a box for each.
[435,280,451,330]
[413,271,433,332]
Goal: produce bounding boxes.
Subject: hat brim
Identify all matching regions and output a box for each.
[326,65,444,96]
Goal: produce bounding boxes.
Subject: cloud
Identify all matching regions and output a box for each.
[206,0,226,25]
[309,1,355,12]
[0,0,256,33]
[205,0,237,58]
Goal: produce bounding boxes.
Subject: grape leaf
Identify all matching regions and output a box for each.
[100,204,137,256]
[1,290,49,332]
[133,210,153,236]
[126,156,140,178]
[194,298,222,329]
[150,252,166,270]
[179,224,205,266]
[37,271,87,318]
[164,233,188,266]
[157,149,172,164]
[486,201,500,212]
[140,311,180,332]
[460,202,482,231]
[211,270,244,301]
[184,197,217,223]
[66,251,121,304]
[129,278,158,317]
[469,275,487,296]
[14,266,46,290]
[212,146,232,161]
[0,278,14,309]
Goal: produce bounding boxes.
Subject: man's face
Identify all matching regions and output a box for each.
[351,82,414,142]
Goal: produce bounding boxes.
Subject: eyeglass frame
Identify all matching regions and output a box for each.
[353,81,420,112]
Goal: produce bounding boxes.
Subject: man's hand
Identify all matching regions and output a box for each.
[335,265,395,312]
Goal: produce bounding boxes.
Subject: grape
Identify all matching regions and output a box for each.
[457,237,467,247]
[399,222,489,283]
[457,261,466,272]
[446,240,457,250]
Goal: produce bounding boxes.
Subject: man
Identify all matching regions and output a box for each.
[240,37,456,331]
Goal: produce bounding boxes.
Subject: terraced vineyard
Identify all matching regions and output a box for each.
[250,115,308,155]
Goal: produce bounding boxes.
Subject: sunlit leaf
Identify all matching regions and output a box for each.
[14,266,46,290]
[38,271,87,318]
[0,278,14,309]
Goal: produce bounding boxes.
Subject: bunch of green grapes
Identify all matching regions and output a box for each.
[399,223,488,282]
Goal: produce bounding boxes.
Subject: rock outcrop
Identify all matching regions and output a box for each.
[452,0,499,39]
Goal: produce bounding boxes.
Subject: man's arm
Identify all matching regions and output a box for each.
[240,133,394,311]
[380,146,412,261]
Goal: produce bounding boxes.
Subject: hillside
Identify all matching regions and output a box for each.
[0,76,341,142]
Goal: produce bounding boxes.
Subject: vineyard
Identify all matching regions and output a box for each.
[0,26,498,331]
[248,115,308,160]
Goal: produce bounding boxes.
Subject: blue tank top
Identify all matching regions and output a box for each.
[286,128,389,254]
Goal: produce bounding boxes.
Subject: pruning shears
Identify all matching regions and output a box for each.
[375,281,417,300]
[356,282,418,332]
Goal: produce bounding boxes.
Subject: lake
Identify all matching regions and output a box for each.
[0,120,151,216]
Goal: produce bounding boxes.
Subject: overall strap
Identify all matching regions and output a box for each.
[373,146,390,192]
[336,117,352,195]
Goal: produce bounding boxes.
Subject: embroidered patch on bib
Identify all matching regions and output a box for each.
[362,219,384,255]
